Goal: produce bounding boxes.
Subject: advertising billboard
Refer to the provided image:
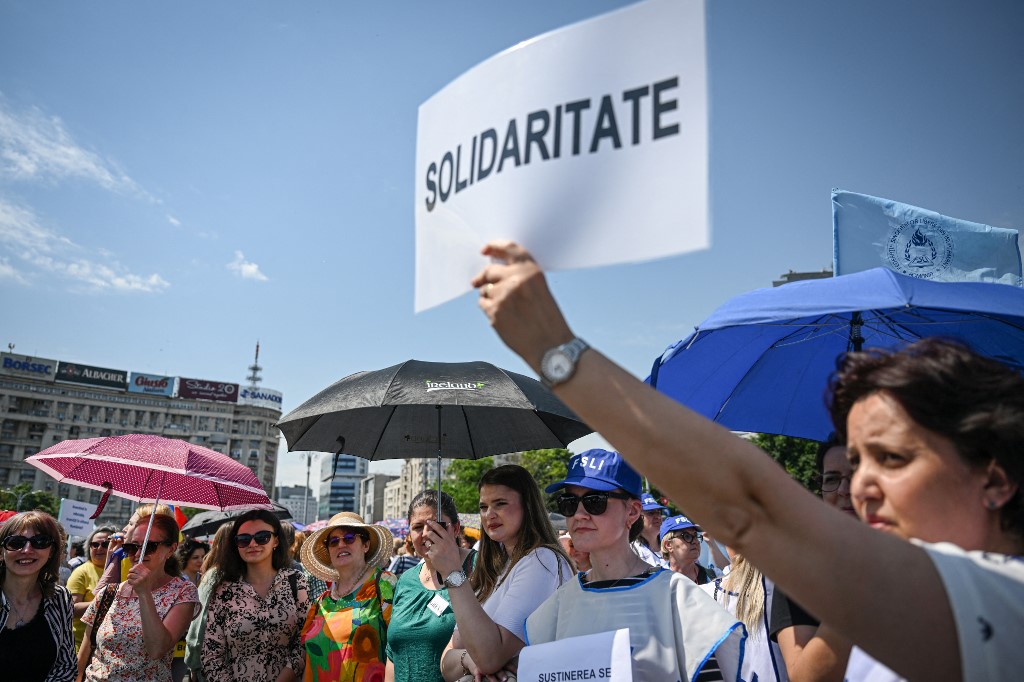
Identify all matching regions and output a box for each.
[0,353,58,382]
[128,372,175,397]
[56,361,128,390]
[238,387,283,411]
[177,377,239,403]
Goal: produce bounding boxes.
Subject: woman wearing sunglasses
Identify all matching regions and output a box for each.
[474,241,1024,681]
[525,449,741,681]
[201,509,310,682]
[425,464,572,682]
[0,511,76,682]
[299,511,396,681]
[660,516,715,585]
[386,490,475,682]
[80,512,198,682]
[66,526,115,651]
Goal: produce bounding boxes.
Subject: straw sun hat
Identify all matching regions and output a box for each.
[301,512,394,582]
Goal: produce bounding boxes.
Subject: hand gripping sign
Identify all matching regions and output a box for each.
[518,628,633,682]
[415,0,708,311]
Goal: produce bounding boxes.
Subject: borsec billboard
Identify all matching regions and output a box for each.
[0,353,58,382]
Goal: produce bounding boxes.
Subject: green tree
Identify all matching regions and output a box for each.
[0,483,60,516]
[750,433,819,492]
[441,457,494,513]
[519,448,571,512]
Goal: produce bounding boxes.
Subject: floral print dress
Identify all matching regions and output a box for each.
[301,568,397,682]
[201,568,311,682]
[82,577,199,682]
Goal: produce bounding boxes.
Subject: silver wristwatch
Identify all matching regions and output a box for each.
[444,569,468,588]
[540,338,590,387]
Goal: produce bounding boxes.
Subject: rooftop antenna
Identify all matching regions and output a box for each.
[7,343,14,353]
[246,341,262,389]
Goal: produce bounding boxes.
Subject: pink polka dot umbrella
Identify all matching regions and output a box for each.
[27,433,272,553]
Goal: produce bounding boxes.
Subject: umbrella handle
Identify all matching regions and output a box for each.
[139,472,165,558]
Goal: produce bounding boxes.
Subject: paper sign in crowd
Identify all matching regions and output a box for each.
[415,0,709,311]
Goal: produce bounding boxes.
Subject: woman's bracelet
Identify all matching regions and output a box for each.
[460,649,471,675]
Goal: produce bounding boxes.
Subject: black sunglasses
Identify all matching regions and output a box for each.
[556,491,633,517]
[122,540,172,556]
[90,540,111,549]
[670,531,703,545]
[2,534,55,551]
[326,531,367,547]
[235,530,277,548]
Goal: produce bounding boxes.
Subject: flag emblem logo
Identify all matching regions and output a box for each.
[886,217,954,278]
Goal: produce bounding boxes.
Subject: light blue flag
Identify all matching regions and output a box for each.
[833,189,1022,286]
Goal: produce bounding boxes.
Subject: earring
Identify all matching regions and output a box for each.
[986,499,1000,511]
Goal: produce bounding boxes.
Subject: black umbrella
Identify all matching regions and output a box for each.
[276,360,592,521]
[181,502,292,538]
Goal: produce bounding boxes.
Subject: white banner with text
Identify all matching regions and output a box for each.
[518,628,633,682]
[415,0,708,311]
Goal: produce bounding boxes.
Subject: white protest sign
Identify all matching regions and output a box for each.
[58,498,97,536]
[415,0,708,311]
[518,628,633,682]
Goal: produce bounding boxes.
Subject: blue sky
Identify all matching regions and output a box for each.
[2,1,1022,488]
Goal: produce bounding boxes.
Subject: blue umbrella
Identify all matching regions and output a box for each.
[647,268,1024,441]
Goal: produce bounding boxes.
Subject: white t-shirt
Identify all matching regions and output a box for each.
[631,539,668,568]
[844,541,1024,681]
[456,546,571,643]
[526,568,744,681]
[702,570,788,682]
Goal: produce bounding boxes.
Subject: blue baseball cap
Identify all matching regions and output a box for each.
[545,449,643,498]
[641,493,668,512]
[660,515,701,541]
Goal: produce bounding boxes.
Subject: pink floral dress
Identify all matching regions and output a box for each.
[82,576,199,682]
[201,568,311,682]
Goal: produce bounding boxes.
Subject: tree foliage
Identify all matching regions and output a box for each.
[441,457,494,513]
[750,433,819,492]
[0,483,59,516]
[519,448,572,512]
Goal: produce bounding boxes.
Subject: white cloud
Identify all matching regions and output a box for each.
[0,257,27,284]
[0,197,169,293]
[227,251,269,282]
[0,94,147,197]
[167,214,181,227]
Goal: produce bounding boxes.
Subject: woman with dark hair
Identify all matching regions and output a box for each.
[80,512,198,682]
[386,490,475,682]
[427,464,572,681]
[526,450,741,681]
[185,524,233,682]
[473,240,1024,681]
[201,510,310,682]
[177,539,209,586]
[768,435,853,681]
[67,526,115,649]
[0,511,76,681]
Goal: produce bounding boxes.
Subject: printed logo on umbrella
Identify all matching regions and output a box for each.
[424,380,486,392]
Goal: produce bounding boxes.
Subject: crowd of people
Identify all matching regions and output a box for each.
[3,242,1023,682]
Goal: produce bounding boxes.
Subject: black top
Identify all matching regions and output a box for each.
[769,585,820,642]
[0,600,58,681]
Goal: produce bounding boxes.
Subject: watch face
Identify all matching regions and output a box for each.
[446,570,466,587]
[544,350,573,381]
